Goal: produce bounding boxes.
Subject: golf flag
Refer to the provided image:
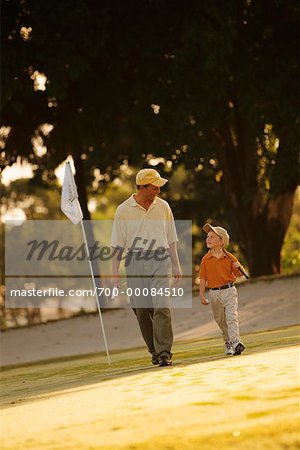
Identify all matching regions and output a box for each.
[61,162,83,224]
[60,161,111,365]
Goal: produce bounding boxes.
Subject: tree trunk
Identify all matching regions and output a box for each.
[211,123,297,277]
[242,190,296,276]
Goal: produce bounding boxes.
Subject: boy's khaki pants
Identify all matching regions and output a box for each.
[208,286,241,344]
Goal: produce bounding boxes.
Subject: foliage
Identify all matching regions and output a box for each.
[281,187,300,274]
[1,0,300,275]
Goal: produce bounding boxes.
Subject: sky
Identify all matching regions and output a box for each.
[1,156,71,186]
[0,156,96,222]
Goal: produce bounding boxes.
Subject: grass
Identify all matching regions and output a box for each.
[99,419,300,450]
[0,325,299,450]
[1,324,299,406]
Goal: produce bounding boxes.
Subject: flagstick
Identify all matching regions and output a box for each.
[80,220,111,365]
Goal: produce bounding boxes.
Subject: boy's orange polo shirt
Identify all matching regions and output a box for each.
[199,250,241,289]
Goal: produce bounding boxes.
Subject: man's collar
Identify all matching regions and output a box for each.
[128,194,138,206]
[129,194,157,207]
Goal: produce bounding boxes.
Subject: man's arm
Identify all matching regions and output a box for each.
[169,241,182,280]
[111,247,123,287]
[199,278,209,305]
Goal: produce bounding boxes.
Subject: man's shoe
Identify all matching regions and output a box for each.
[233,342,245,356]
[224,342,234,356]
[158,355,172,367]
[151,354,159,365]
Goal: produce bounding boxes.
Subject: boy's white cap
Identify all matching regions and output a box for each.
[136,168,168,187]
[203,223,230,247]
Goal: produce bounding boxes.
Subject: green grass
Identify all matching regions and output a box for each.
[98,419,300,450]
[0,325,299,450]
[1,325,299,407]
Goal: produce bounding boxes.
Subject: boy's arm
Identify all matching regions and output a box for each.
[232,261,245,277]
[231,259,247,277]
[223,250,248,278]
[199,278,209,305]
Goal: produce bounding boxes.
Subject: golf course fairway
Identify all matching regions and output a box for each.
[1,325,299,449]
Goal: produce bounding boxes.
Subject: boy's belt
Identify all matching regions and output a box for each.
[211,282,235,290]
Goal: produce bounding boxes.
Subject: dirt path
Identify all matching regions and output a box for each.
[1,275,299,366]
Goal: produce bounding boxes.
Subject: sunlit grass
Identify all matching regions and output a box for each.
[0,325,299,450]
[1,325,298,406]
[99,419,300,450]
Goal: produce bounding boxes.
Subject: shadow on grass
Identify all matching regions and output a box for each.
[1,324,299,408]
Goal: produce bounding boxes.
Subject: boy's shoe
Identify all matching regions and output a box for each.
[233,342,245,356]
[224,342,234,356]
[151,354,159,365]
[159,354,172,367]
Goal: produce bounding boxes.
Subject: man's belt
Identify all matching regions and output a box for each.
[128,249,169,256]
[210,282,235,291]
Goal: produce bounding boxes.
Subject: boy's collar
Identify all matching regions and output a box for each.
[207,249,225,259]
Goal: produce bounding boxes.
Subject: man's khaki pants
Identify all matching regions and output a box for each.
[126,251,173,358]
[208,286,241,344]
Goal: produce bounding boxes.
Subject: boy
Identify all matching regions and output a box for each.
[199,223,245,356]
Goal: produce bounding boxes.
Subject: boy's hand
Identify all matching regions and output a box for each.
[201,296,209,305]
[233,261,241,268]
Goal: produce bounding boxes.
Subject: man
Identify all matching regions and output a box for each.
[111,168,182,366]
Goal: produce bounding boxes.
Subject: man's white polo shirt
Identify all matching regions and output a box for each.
[111,194,178,253]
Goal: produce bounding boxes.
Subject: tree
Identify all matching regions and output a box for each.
[1,0,171,212]
[1,0,299,276]
[143,0,300,275]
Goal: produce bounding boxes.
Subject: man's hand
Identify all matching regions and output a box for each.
[112,274,121,288]
[111,247,123,289]
[169,242,182,283]
[172,265,182,282]
[201,295,209,305]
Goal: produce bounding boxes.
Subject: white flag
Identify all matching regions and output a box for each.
[61,162,83,224]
